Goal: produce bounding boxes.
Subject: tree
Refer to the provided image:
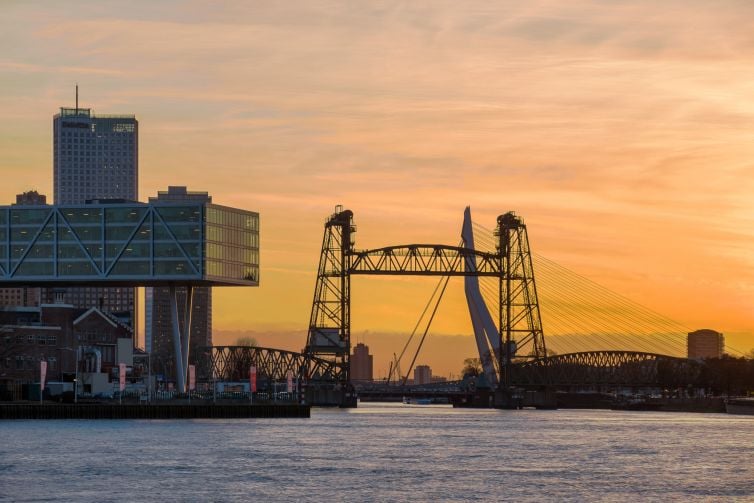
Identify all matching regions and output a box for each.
[461,357,482,378]
[235,336,258,347]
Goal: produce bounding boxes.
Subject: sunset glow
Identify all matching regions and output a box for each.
[2,1,753,376]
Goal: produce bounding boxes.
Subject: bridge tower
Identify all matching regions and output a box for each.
[496,212,546,391]
[305,206,357,405]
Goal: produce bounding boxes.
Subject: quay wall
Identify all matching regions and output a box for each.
[0,403,310,420]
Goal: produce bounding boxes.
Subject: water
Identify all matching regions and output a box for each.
[0,403,752,502]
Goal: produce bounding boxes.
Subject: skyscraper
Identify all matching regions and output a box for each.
[52,96,138,329]
[146,186,213,379]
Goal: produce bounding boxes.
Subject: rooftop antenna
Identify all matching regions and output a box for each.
[75,84,79,114]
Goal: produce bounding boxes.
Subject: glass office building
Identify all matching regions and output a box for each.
[0,202,259,287]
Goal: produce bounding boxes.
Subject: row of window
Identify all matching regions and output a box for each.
[4,356,57,371]
[206,226,258,248]
[0,206,219,227]
[206,244,258,265]
[6,334,58,345]
[206,207,258,231]
[0,222,200,242]
[8,258,202,277]
[206,261,258,282]
[2,242,203,260]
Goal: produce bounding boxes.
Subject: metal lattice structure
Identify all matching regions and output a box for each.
[496,212,546,387]
[205,346,342,383]
[510,351,698,387]
[305,207,355,383]
[304,207,549,393]
[350,245,501,276]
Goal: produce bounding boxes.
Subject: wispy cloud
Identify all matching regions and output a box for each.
[1,0,753,354]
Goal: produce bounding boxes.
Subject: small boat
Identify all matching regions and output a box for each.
[725,398,754,416]
[403,397,432,405]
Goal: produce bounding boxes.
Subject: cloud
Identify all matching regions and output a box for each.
[0,0,753,348]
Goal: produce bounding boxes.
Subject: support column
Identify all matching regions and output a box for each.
[181,285,194,389]
[169,284,186,393]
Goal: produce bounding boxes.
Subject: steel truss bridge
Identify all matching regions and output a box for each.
[510,351,698,388]
[202,346,344,383]
[203,347,697,391]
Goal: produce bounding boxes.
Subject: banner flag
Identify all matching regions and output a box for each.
[119,363,126,392]
[188,364,196,391]
[40,361,48,391]
[287,370,293,393]
[250,366,257,393]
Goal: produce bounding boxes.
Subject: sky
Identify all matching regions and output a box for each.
[1,0,753,376]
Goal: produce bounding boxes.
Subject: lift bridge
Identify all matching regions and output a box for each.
[207,206,700,407]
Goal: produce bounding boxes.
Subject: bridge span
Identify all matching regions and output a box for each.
[202,347,700,405]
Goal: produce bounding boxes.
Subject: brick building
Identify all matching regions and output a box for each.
[0,303,132,390]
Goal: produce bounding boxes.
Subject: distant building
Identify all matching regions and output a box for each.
[0,191,47,308]
[414,364,432,385]
[351,342,373,382]
[15,190,47,205]
[52,100,139,331]
[687,329,724,359]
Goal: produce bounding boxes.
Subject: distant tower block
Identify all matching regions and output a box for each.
[351,343,373,382]
[414,365,432,385]
[52,95,139,329]
[687,329,724,359]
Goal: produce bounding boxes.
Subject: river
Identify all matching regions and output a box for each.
[0,403,752,501]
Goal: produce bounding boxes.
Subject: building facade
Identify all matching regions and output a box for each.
[52,105,139,329]
[351,342,373,382]
[687,329,724,359]
[0,303,132,390]
[0,191,47,308]
[414,364,432,385]
[146,187,213,380]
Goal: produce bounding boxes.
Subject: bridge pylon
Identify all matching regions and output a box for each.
[304,206,357,406]
[496,212,547,406]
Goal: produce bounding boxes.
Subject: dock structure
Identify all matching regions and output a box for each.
[0,403,308,420]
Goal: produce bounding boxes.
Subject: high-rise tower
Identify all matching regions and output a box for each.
[52,93,139,329]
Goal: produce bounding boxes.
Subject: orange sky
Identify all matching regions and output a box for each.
[1,1,753,376]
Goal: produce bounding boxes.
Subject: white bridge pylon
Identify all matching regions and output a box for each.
[462,207,500,386]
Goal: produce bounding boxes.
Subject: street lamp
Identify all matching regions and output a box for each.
[58,346,79,404]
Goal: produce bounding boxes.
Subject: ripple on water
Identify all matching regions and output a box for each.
[0,405,752,501]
